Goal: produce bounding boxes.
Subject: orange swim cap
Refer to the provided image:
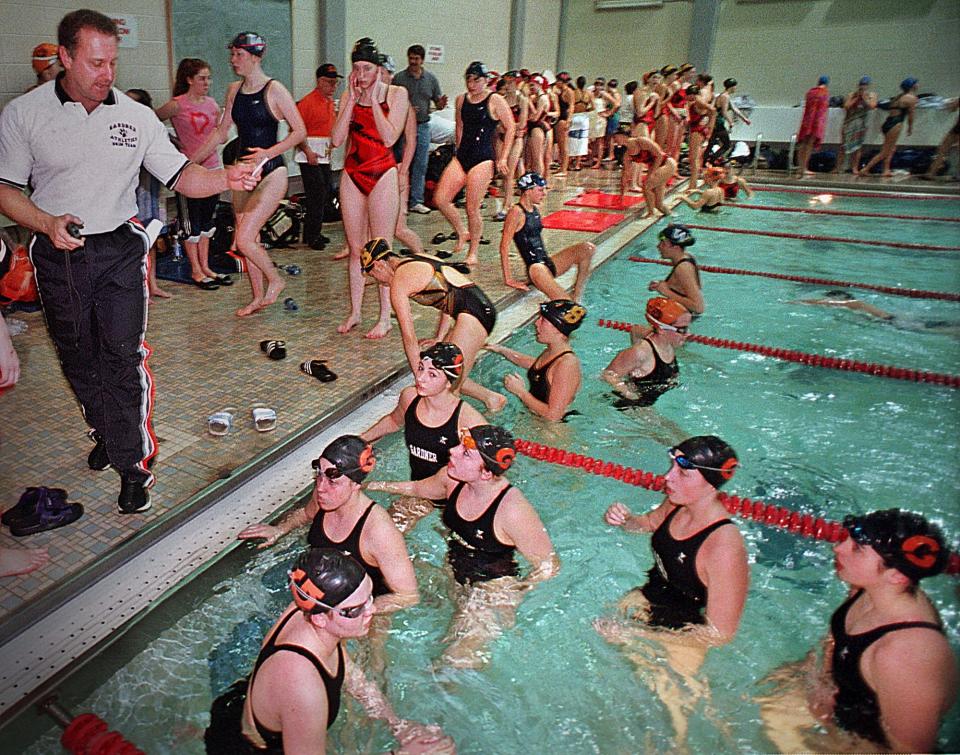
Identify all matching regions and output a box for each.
[645,297,688,327]
[32,43,59,74]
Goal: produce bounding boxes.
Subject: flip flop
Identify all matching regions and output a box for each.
[213,274,234,286]
[283,297,299,311]
[434,250,454,259]
[431,232,447,245]
[449,231,459,240]
[251,404,277,433]
[478,237,491,245]
[207,407,236,436]
[192,278,220,290]
[259,339,287,360]
[300,359,338,383]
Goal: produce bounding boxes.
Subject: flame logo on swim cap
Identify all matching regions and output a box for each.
[289,567,326,612]
[361,238,390,272]
[719,457,739,480]
[358,446,377,473]
[562,304,586,325]
[495,447,516,469]
[901,535,940,569]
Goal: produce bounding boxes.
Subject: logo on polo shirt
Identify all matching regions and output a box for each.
[109,122,139,149]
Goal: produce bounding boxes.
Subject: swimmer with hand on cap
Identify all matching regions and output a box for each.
[758,509,957,753]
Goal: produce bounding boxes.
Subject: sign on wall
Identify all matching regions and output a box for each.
[426,45,444,64]
[112,16,139,48]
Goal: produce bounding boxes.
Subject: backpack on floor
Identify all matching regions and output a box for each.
[259,201,303,249]
[0,242,38,304]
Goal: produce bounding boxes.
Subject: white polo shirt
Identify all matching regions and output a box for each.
[0,77,190,235]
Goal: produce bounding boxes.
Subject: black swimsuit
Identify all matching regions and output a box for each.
[616,337,679,408]
[204,609,344,754]
[830,589,943,747]
[442,481,518,585]
[457,94,498,172]
[232,80,283,177]
[513,205,557,277]
[404,395,463,481]
[400,254,497,334]
[881,95,907,135]
[638,506,734,628]
[307,503,389,597]
[527,350,573,403]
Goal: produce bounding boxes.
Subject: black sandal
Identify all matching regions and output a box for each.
[300,360,337,382]
[260,340,287,360]
[431,232,447,245]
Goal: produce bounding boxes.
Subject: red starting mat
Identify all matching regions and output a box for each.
[541,210,626,232]
[564,191,644,210]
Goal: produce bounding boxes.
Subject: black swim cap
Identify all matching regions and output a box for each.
[671,436,738,489]
[723,78,737,89]
[379,54,396,73]
[288,548,367,614]
[351,38,380,65]
[228,32,266,57]
[462,425,516,475]
[658,224,695,248]
[318,435,377,483]
[420,341,464,382]
[465,61,488,79]
[539,299,587,336]
[843,509,948,582]
[360,237,394,272]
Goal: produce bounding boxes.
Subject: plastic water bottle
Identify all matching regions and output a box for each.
[171,235,183,260]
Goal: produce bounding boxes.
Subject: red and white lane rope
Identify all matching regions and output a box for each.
[683,224,960,252]
[730,202,960,223]
[627,256,960,302]
[752,185,960,202]
[597,318,960,388]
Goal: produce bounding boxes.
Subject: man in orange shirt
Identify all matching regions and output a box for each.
[296,63,341,249]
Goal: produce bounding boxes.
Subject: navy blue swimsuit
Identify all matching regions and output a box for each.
[457,94,498,172]
[513,205,556,277]
[442,482,518,584]
[232,80,283,177]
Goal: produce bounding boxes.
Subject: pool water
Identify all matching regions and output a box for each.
[18,190,960,754]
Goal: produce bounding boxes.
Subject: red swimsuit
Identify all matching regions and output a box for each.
[344,101,397,196]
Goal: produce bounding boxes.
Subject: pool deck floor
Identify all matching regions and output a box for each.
[0,163,956,722]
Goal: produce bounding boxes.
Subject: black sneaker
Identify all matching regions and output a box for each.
[87,430,111,471]
[117,476,151,515]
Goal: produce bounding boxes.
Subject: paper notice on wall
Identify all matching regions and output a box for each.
[426,45,444,64]
[112,16,139,48]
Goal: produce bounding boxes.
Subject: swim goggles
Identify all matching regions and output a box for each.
[668,448,738,477]
[288,571,372,618]
[311,458,364,482]
[657,321,689,334]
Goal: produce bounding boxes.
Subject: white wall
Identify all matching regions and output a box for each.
[521,0,562,74]
[560,1,692,85]
[0,1,171,110]
[713,0,960,107]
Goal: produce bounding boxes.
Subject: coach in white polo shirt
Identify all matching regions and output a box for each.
[0,9,259,516]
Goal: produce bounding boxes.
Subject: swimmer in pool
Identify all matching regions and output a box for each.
[237,436,418,615]
[678,165,725,212]
[595,435,748,746]
[648,224,705,315]
[499,171,596,300]
[795,290,960,335]
[367,425,558,669]
[717,160,754,201]
[361,342,487,533]
[602,297,689,406]
[361,237,506,412]
[205,548,452,754]
[757,509,957,753]
[485,299,586,422]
